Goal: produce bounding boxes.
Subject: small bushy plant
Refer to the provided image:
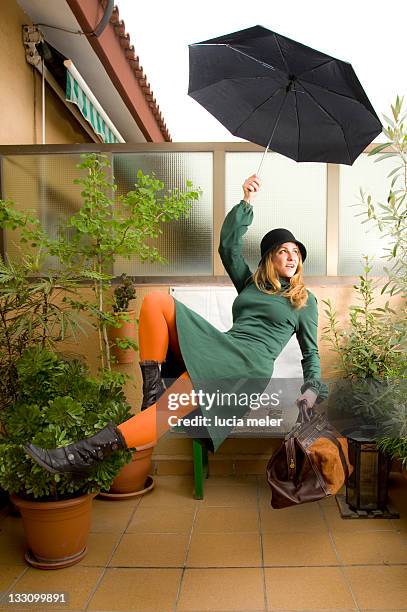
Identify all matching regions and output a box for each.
[113,274,136,313]
[322,257,404,380]
[0,154,201,370]
[322,97,406,454]
[0,347,133,501]
[322,257,405,433]
[354,95,407,464]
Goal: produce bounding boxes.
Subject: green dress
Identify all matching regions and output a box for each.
[173,200,327,451]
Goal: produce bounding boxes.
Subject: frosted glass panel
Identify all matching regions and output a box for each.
[2,154,84,266]
[339,154,398,275]
[113,153,213,275]
[225,152,326,275]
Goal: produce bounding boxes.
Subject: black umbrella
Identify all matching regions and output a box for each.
[188,25,382,170]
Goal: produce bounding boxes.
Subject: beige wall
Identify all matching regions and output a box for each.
[0,0,89,144]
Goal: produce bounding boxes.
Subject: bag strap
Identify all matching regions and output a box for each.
[316,430,350,480]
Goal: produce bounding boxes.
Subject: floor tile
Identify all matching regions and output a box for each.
[332,530,407,564]
[318,494,341,508]
[344,566,407,610]
[262,531,339,566]
[391,515,407,533]
[264,566,356,610]
[79,533,121,567]
[177,568,265,611]
[153,475,195,487]
[199,484,258,507]
[0,566,27,604]
[91,499,138,533]
[109,533,189,567]
[260,503,328,533]
[138,477,197,508]
[204,475,259,487]
[126,506,196,533]
[0,471,404,612]
[186,532,262,567]
[322,505,399,534]
[0,533,26,565]
[194,506,259,533]
[9,567,103,611]
[88,568,182,611]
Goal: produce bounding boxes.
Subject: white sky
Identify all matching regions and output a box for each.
[117,0,406,142]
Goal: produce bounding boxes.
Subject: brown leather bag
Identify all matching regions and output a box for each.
[266,409,353,509]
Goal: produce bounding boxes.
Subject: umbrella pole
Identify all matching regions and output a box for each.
[256,144,271,177]
[256,90,288,177]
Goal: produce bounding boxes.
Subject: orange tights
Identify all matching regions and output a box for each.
[118,292,194,448]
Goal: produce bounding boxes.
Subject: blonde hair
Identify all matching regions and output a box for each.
[252,247,308,309]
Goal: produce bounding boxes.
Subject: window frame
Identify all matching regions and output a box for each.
[0,141,385,283]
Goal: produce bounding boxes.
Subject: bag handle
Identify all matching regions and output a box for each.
[296,399,316,424]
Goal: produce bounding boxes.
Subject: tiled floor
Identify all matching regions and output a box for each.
[0,472,406,612]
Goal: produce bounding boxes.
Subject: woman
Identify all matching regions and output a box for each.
[26,175,327,474]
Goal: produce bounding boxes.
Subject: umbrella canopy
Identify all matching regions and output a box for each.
[188,26,382,165]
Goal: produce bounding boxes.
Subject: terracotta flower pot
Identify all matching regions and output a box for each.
[11,492,96,569]
[109,309,137,364]
[108,443,155,495]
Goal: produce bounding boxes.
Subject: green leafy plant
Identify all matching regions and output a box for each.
[356,94,406,299]
[59,155,201,369]
[0,347,133,500]
[322,257,405,430]
[0,253,89,412]
[377,437,407,468]
[352,95,407,462]
[113,274,136,313]
[323,97,406,459]
[322,257,404,380]
[0,154,201,499]
[109,274,139,354]
[0,154,201,371]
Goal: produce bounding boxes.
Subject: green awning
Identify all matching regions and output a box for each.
[66,71,120,144]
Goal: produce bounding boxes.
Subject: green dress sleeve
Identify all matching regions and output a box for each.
[296,292,328,402]
[218,200,253,293]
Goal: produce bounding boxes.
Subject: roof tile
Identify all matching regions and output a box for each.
[102,0,171,140]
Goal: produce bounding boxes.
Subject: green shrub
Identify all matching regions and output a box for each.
[0,347,133,501]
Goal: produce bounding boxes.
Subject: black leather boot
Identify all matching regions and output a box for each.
[140,360,166,411]
[24,422,127,474]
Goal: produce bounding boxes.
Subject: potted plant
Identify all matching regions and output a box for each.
[1,155,201,499]
[109,274,138,365]
[321,97,406,511]
[103,274,155,498]
[322,257,404,512]
[61,156,200,496]
[356,95,407,471]
[0,346,133,569]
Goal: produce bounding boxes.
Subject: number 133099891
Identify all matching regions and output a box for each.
[2,592,68,605]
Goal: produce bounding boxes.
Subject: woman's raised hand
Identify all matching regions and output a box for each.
[242,175,260,205]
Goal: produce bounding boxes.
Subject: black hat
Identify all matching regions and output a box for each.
[260,228,307,263]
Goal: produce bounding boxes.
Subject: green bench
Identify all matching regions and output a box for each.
[192,439,209,499]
